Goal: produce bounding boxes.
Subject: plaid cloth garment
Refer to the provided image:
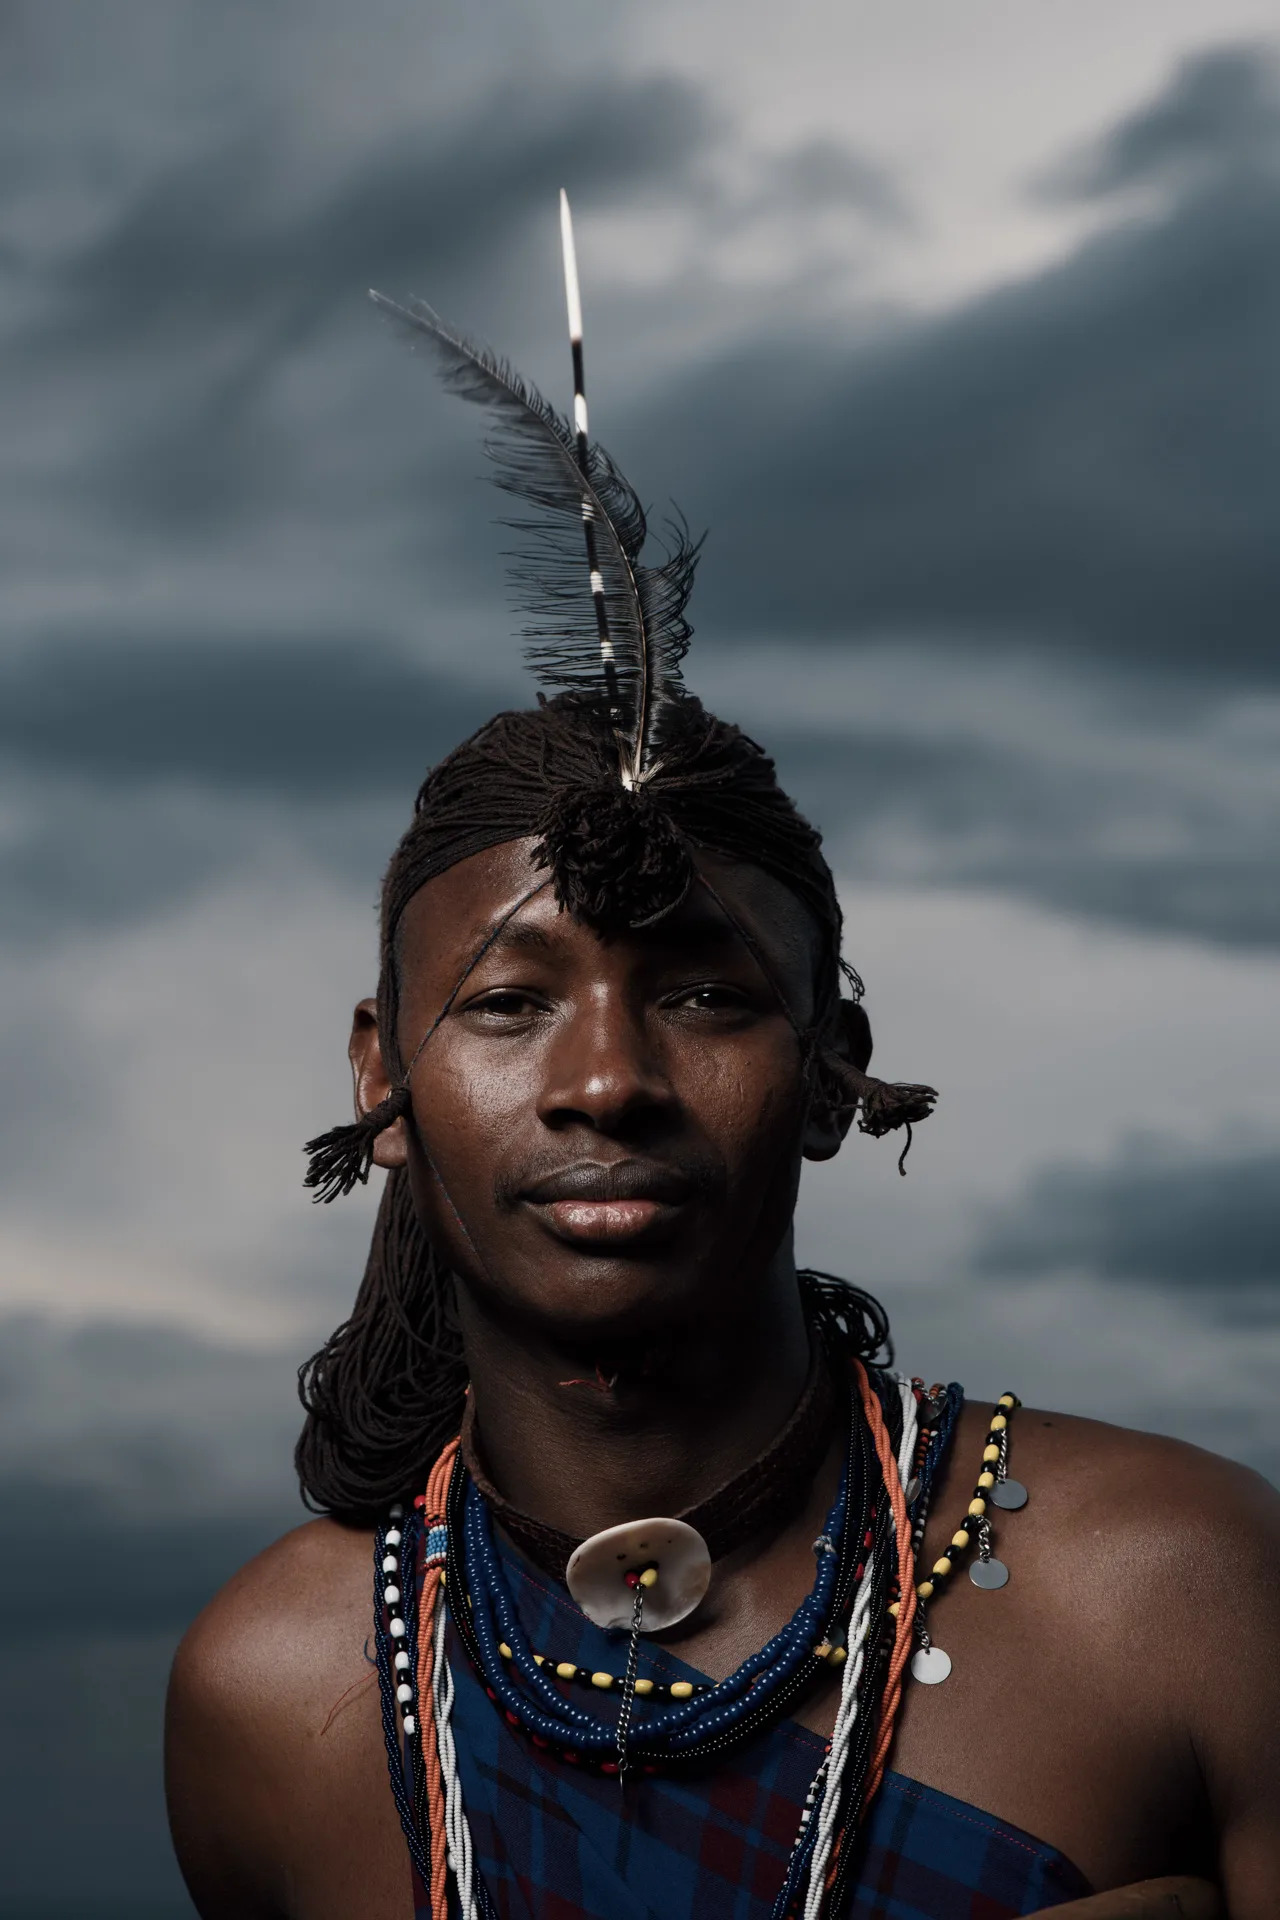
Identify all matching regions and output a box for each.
[411,1536,1091,1919]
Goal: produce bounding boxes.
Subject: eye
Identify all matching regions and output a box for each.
[464,988,548,1022]
[670,983,753,1014]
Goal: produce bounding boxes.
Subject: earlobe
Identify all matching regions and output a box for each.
[348,998,409,1170]
[801,1101,850,1163]
[801,1000,871,1161]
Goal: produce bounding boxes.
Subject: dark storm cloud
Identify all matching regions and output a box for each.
[1041,43,1280,196]
[54,73,708,353]
[0,1480,284,1638]
[976,1137,1280,1293]
[2,632,1276,953]
[2,35,1277,959]
[0,633,492,795]
[0,635,507,946]
[773,717,1280,950]
[632,44,1280,680]
[0,1312,300,1912]
[0,1315,304,1518]
[0,1626,197,1916]
[0,69,712,556]
[0,774,283,943]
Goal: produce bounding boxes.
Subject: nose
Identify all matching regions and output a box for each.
[536,992,675,1135]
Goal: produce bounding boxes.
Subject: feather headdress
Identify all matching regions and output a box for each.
[369,196,701,793]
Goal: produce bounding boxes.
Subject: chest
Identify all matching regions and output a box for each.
[886,1490,1209,1889]
[281,1479,1206,1918]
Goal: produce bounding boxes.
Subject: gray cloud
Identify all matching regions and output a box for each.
[0,1315,304,1520]
[0,69,712,577]
[0,635,496,948]
[631,45,1280,680]
[3,633,1277,955]
[7,37,1275,984]
[0,772,297,944]
[0,1314,304,1910]
[742,139,911,228]
[4,37,1275,755]
[0,1482,285,1639]
[54,75,708,348]
[975,1135,1280,1295]
[1041,42,1280,197]
[0,1627,197,1916]
[0,634,494,796]
[775,722,1280,950]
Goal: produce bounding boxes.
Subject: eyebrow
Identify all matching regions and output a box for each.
[483,919,559,957]
[482,904,752,963]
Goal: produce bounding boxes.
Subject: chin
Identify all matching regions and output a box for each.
[474,1244,732,1346]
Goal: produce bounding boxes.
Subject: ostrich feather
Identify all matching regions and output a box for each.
[369,289,701,788]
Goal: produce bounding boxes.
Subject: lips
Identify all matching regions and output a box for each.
[519,1160,693,1246]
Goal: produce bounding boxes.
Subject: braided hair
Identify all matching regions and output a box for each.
[295,693,935,1524]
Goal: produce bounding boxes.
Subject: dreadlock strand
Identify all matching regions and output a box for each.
[296,1169,467,1519]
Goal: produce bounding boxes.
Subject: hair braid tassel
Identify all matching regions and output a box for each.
[304,1087,412,1204]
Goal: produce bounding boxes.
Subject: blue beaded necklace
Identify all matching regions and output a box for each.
[377,1366,970,1920]
[443,1364,885,1773]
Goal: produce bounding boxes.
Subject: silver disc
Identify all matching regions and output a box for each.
[910,1645,952,1685]
[989,1478,1028,1511]
[969,1557,1009,1590]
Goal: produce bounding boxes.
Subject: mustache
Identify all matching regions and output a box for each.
[500,1155,722,1208]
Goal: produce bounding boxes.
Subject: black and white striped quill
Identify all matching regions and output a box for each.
[369,203,700,790]
[559,189,619,711]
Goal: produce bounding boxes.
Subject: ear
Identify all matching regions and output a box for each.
[348,998,408,1169]
[802,1001,873,1164]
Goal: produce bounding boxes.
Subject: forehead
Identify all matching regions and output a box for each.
[395,836,823,992]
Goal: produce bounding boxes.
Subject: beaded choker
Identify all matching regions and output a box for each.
[458,1336,838,1581]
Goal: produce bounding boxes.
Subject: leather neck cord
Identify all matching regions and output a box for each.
[459,1338,839,1583]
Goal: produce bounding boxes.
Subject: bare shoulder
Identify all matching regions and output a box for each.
[166,1518,397,1920]
[1003,1403,1280,1569]
[170,1516,376,1732]
[945,1398,1280,1687]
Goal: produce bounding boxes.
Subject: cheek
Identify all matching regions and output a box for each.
[409,1048,523,1165]
[684,1037,808,1162]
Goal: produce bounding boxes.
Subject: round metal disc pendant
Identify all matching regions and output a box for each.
[910,1645,952,1685]
[970,1557,1009,1590]
[989,1478,1028,1511]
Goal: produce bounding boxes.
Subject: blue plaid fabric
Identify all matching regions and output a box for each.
[411,1536,1090,1919]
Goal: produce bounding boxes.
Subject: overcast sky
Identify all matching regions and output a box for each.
[2,4,1278,1913]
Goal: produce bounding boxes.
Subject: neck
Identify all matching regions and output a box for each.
[455,1239,812,1541]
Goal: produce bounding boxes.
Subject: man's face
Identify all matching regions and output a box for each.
[373,837,838,1344]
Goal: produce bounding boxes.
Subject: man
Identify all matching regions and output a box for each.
[166,266,1278,1919]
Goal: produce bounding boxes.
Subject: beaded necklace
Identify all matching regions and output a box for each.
[447,1379,873,1771]
[376,1357,961,1919]
[908,1392,1024,1686]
